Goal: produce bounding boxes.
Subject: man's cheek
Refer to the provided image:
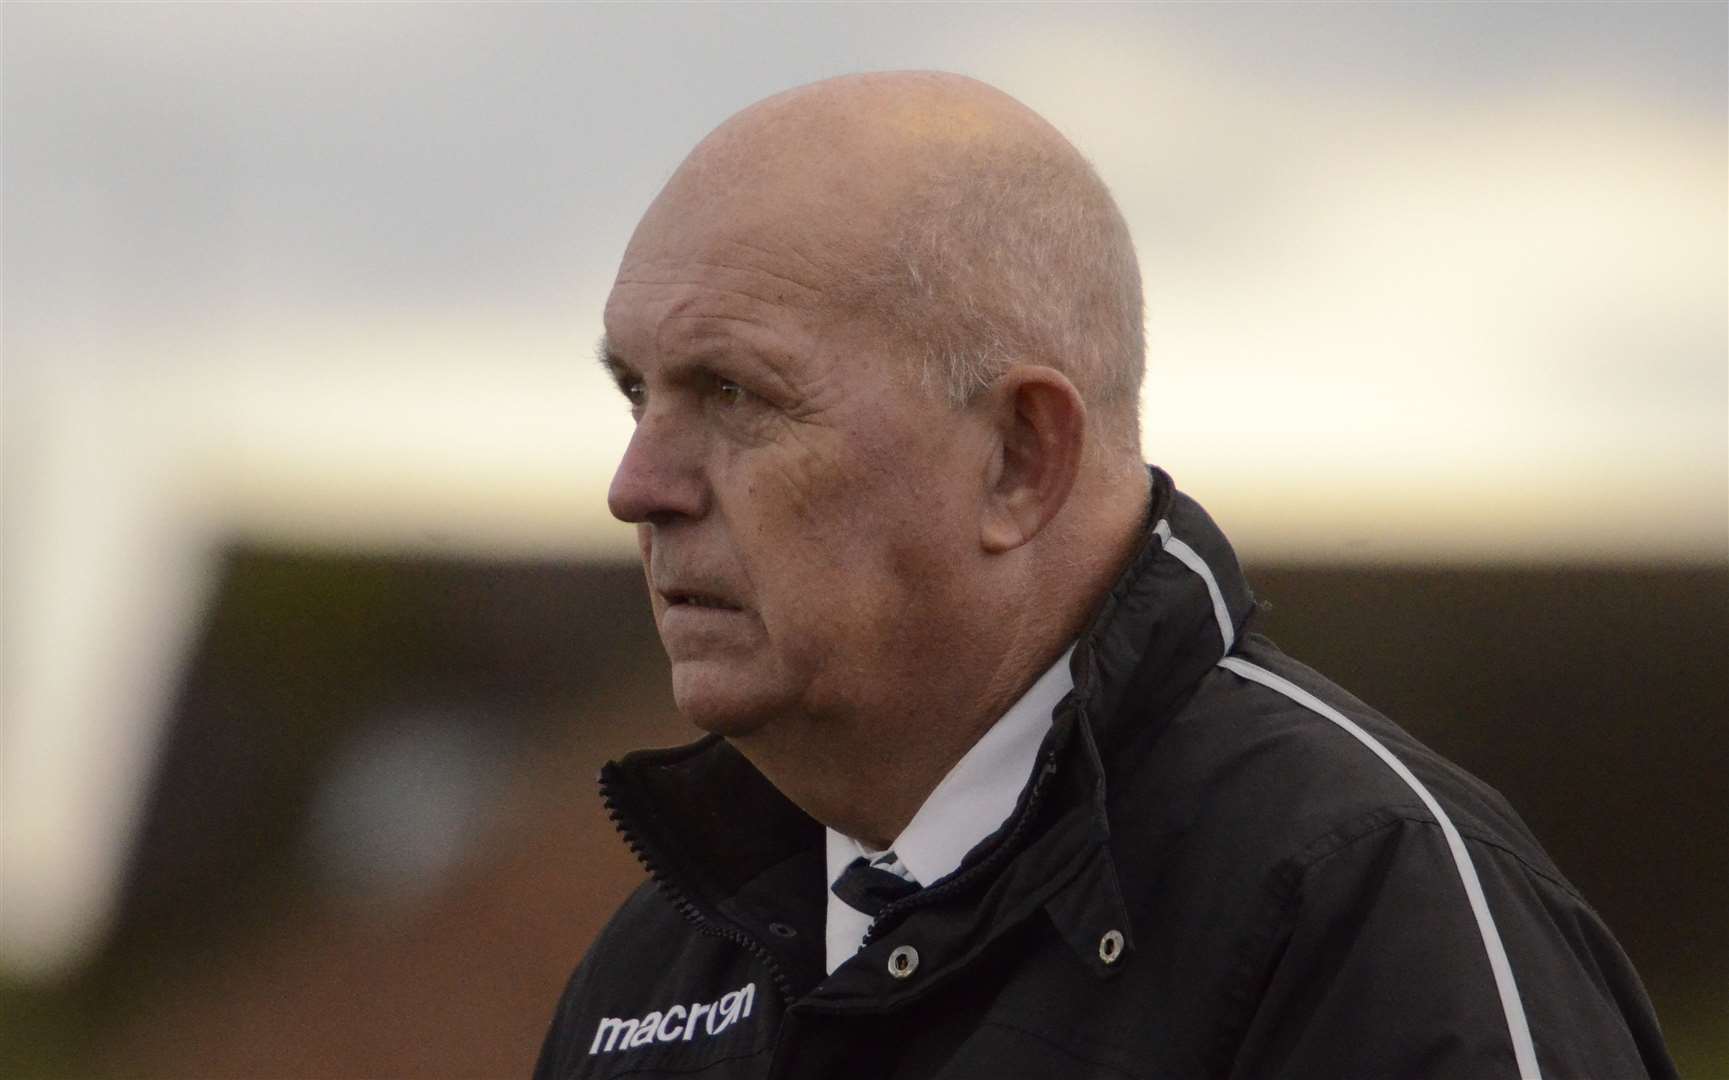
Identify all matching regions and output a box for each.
[748,590,834,702]
[767,421,889,519]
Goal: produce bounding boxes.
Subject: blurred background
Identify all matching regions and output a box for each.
[3,3,1724,1076]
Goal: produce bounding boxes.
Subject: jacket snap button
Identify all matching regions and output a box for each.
[1098,929,1124,965]
[887,945,920,979]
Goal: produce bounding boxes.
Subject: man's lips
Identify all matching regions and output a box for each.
[658,588,744,611]
[656,588,750,648]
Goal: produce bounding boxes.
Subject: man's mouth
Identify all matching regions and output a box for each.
[664,590,742,611]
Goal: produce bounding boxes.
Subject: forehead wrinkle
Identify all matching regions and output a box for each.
[651,313,814,402]
[688,258,824,299]
[717,236,837,290]
[653,312,779,368]
[609,272,804,346]
[614,255,829,309]
[610,274,817,319]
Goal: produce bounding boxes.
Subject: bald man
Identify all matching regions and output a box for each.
[535,73,1673,1080]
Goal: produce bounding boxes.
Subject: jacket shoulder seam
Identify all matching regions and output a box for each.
[1284,806,1581,901]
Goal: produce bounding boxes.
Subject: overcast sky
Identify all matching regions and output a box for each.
[3,1,1725,978]
[7,4,1724,344]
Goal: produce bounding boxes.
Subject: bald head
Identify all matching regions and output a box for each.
[628,72,1146,456]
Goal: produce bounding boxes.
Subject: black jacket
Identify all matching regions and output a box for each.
[536,470,1674,1079]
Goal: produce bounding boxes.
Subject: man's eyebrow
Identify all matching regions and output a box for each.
[594,335,635,389]
[594,334,798,403]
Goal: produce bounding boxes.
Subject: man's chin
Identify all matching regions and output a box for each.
[669,661,783,738]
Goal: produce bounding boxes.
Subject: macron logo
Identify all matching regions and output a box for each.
[589,982,756,1056]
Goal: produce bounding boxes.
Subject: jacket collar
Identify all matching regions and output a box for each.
[1078,466,1256,743]
[599,467,1257,997]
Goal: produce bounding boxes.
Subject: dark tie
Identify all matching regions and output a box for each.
[831,853,920,918]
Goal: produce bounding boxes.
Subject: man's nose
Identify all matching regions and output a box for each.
[607,410,707,525]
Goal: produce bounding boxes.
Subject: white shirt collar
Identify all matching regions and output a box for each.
[823,645,1075,973]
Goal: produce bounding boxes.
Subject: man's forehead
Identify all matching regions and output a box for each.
[599,261,831,388]
[614,240,832,301]
[620,113,913,290]
[601,207,868,372]
[606,246,830,333]
[598,259,912,406]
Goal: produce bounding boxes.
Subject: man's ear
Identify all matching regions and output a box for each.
[978,365,1087,554]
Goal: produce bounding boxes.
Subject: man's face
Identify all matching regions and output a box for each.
[601,220,987,739]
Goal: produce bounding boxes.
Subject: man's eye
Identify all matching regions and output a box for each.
[621,379,647,408]
[715,379,751,406]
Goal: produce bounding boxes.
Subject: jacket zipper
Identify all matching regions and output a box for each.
[599,770,797,1003]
